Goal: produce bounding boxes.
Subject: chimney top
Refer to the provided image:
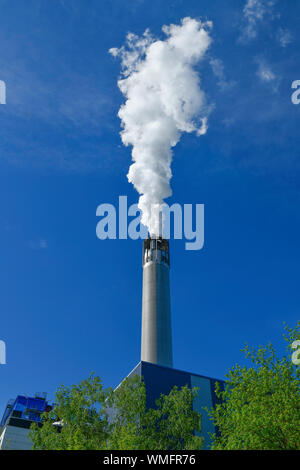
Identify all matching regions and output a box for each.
[143,237,170,266]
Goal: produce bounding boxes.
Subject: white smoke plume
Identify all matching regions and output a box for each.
[110,17,212,236]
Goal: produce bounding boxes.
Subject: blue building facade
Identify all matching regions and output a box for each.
[0,393,52,450]
[125,361,224,449]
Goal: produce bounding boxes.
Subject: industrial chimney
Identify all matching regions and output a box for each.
[141,237,173,368]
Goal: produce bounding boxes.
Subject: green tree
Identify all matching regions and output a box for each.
[210,323,300,450]
[30,373,203,450]
[29,374,112,450]
[107,375,203,450]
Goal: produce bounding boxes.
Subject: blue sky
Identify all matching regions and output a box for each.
[0,0,299,413]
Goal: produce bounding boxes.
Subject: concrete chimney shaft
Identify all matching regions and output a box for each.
[141,237,173,368]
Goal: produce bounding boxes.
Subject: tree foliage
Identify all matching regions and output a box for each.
[106,375,203,450]
[30,374,203,450]
[210,323,300,450]
[29,374,111,450]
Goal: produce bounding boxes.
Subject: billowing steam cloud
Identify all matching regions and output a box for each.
[110,17,212,236]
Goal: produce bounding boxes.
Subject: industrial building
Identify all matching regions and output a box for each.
[114,236,224,449]
[123,361,223,449]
